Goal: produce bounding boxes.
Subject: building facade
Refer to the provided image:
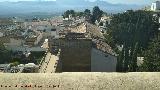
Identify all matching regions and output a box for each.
[49,33,92,72]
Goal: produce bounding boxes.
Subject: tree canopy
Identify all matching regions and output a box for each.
[91,6,103,24]
[140,34,160,71]
[0,44,12,64]
[63,6,104,24]
[63,10,76,18]
[106,10,159,72]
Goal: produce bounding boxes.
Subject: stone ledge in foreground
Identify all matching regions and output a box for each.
[0,73,159,90]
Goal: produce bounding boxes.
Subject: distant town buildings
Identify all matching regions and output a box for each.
[0,14,117,73]
[0,63,39,73]
[151,1,160,11]
[0,64,10,72]
[0,18,16,30]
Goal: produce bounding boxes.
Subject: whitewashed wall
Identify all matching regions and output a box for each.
[91,48,117,72]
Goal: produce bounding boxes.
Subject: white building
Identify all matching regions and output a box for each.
[100,15,111,25]
[151,1,160,11]
[91,48,117,72]
[0,32,3,37]
[137,57,144,66]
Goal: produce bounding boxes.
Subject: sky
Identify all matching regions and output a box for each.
[0,0,158,5]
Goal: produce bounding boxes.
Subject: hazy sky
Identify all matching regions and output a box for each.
[0,0,158,5]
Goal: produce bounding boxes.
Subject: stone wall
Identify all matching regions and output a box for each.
[49,38,92,72]
[0,73,160,90]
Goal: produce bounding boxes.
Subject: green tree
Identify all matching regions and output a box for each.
[70,10,76,17]
[63,10,76,18]
[116,47,124,72]
[10,61,20,67]
[140,34,160,71]
[84,9,91,17]
[0,44,12,64]
[76,12,84,17]
[91,6,103,24]
[107,10,159,72]
[129,42,138,71]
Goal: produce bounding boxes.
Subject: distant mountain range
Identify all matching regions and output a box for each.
[0,0,145,17]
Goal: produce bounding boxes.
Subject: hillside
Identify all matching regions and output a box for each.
[0,0,144,17]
